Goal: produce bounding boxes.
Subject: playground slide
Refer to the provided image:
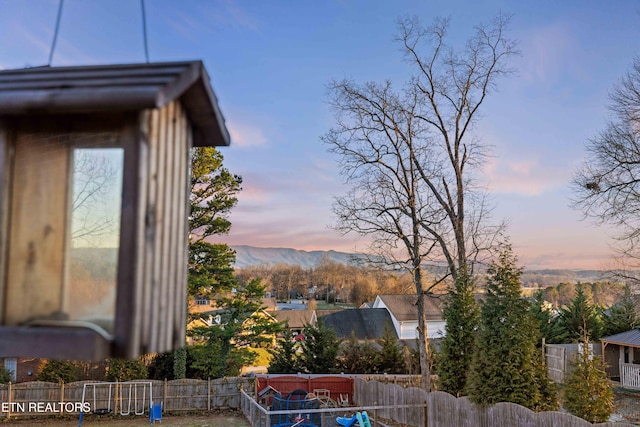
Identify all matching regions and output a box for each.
[337,411,371,427]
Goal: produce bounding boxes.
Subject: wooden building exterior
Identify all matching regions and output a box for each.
[0,61,229,360]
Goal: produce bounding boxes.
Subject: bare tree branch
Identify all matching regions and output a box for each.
[324,15,516,390]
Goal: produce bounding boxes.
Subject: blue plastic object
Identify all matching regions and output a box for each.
[336,414,359,427]
[270,391,320,427]
[149,402,162,424]
[361,411,372,427]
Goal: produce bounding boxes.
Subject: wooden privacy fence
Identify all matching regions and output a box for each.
[257,374,354,404]
[354,378,636,427]
[0,378,254,418]
[545,345,567,383]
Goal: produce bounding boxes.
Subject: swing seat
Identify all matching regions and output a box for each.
[93,408,112,415]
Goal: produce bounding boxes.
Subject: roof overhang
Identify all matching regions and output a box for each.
[0,61,230,147]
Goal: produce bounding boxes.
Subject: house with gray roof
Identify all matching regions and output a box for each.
[273,309,317,339]
[319,308,396,342]
[372,294,445,340]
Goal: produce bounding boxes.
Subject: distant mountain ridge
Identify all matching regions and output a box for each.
[231,245,608,286]
[231,245,361,268]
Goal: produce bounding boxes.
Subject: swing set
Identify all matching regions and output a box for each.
[78,381,162,425]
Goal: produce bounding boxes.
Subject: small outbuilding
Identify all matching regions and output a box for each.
[601,327,640,389]
[0,61,230,360]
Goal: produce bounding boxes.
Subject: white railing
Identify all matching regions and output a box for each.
[620,363,640,389]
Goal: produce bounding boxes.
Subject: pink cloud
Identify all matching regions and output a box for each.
[227,119,268,148]
[481,156,568,196]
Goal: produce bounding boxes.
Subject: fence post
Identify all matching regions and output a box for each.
[61,381,65,404]
[115,380,119,414]
[207,378,211,411]
[423,400,427,427]
[373,403,377,427]
[7,382,11,419]
[163,379,167,410]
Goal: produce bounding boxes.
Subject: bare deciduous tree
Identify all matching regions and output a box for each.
[572,58,640,283]
[323,15,517,390]
[71,149,119,244]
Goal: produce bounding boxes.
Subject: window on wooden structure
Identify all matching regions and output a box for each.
[66,147,124,335]
[3,132,123,338]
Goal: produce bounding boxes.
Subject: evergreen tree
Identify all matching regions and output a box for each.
[0,366,11,384]
[37,360,78,383]
[603,284,638,336]
[269,329,301,374]
[300,319,341,374]
[563,337,614,423]
[529,291,568,344]
[188,278,283,378]
[466,247,557,410]
[375,323,406,374]
[533,356,560,411]
[339,333,377,374]
[173,347,187,379]
[105,358,147,382]
[559,283,603,342]
[437,272,478,396]
[148,351,175,380]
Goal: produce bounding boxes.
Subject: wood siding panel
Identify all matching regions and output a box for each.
[144,100,189,354]
[148,102,169,354]
[141,109,160,354]
[0,122,9,320]
[163,101,180,350]
[175,109,191,347]
[5,133,69,324]
[113,116,144,358]
[130,111,150,356]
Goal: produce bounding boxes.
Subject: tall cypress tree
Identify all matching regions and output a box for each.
[300,319,341,374]
[466,246,556,410]
[375,323,406,374]
[269,329,301,374]
[437,271,478,396]
[559,284,603,342]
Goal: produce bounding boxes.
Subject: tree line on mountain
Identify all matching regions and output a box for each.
[234,260,421,306]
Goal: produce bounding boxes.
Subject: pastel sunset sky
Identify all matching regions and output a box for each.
[2,0,639,270]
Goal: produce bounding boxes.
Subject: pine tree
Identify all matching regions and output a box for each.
[603,284,638,336]
[0,367,11,384]
[437,272,478,396]
[300,319,341,374]
[269,329,301,374]
[466,246,557,410]
[563,336,614,423]
[559,283,603,342]
[529,290,568,344]
[339,332,377,374]
[375,323,406,374]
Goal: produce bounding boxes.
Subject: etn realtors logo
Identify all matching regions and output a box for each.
[1,401,91,413]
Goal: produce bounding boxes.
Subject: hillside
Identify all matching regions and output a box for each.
[231,245,608,286]
[231,245,362,268]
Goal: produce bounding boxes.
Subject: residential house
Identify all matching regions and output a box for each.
[186,296,279,346]
[372,294,445,341]
[319,308,397,343]
[601,327,640,389]
[273,310,317,340]
[1,358,40,383]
